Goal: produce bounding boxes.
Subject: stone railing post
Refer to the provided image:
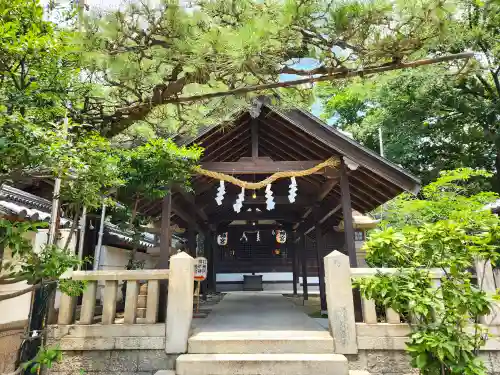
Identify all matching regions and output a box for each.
[165,252,194,354]
[324,250,358,354]
[476,259,500,325]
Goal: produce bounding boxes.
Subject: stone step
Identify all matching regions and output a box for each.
[176,353,349,375]
[188,331,334,354]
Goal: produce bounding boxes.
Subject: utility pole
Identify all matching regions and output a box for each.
[378,127,384,158]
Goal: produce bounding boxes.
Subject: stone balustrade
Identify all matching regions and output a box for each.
[350,267,446,325]
[54,252,195,354]
[324,250,500,355]
[58,269,170,325]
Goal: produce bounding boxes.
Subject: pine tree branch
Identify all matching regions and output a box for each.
[88,52,473,137]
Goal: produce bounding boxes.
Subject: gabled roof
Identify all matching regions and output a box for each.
[141,101,420,230]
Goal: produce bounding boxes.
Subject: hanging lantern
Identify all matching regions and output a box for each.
[217,232,228,246]
[275,230,287,244]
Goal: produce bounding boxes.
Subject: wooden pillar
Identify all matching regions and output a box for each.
[203,232,213,294]
[211,232,219,292]
[291,231,298,296]
[340,162,357,267]
[157,191,171,322]
[159,191,172,268]
[251,119,259,158]
[315,212,327,312]
[300,233,308,300]
[187,226,196,257]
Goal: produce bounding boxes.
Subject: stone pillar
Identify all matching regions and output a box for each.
[165,252,194,354]
[476,259,500,325]
[57,293,76,325]
[324,250,358,354]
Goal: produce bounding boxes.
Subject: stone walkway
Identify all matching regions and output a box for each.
[192,292,328,334]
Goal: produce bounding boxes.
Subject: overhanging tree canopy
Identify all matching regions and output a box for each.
[73,0,471,138]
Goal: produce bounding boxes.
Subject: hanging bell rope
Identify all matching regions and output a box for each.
[193,157,340,190]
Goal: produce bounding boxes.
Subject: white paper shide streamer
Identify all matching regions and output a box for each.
[288,177,297,203]
[265,184,275,211]
[233,187,245,213]
[215,180,226,205]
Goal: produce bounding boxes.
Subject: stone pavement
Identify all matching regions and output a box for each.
[191,292,328,335]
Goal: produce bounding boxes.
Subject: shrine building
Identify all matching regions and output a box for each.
[141,98,420,311]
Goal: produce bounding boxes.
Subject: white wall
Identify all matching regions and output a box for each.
[0,229,76,325]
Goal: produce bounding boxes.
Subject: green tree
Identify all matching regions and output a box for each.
[317,0,500,188]
[72,0,463,138]
[112,138,202,268]
[355,169,500,375]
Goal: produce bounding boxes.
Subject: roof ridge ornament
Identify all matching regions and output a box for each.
[249,99,263,119]
[343,156,359,171]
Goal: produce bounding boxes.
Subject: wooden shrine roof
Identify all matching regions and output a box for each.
[139,101,420,233]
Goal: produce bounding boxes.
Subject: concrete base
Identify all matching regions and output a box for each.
[176,353,349,375]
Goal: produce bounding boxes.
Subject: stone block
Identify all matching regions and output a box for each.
[114,336,165,350]
[58,337,115,351]
[137,350,176,371]
[488,351,500,373]
[108,350,139,371]
[480,353,494,374]
[49,324,165,339]
[176,353,349,375]
[49,351,110,372]
[365,350,413,374]
[346,353,368,371]
[357,336,408,350]
[49,372,151,375]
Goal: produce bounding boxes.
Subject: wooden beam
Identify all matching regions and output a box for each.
[171,199,206,232]
[297,199,342,236]
[199,159,332,175]
[211,210,301,223]
[218,223,288,231]
[294,178,340,235]
[340,162,357,267]
[257,144,324,187]
[197,194,314,206]
[251,119,259,158]
[173,185,210,227]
